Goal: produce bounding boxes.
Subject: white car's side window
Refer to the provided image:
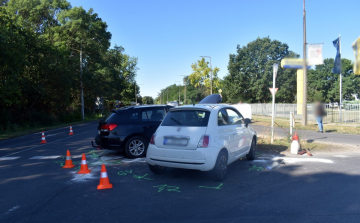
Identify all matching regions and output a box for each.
[226,108,243,125]
[218,109,229,126]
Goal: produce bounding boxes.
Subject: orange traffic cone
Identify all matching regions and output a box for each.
[97,164,113,190]
[63,150,75,168]
[77,153,91,174]
[40,131,47,144]
[68,126,74,135]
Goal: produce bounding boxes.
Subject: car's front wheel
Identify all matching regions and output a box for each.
[125,136,147,158]
[149,164,167,174]
[211,150,228,181]
[246,138,256,160]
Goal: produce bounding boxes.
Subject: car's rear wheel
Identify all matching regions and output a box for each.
[246,138,256,160]
[125,136,147,158]
[211,150,228,181]
[149,164,167,174]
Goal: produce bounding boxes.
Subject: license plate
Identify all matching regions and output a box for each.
[98,130,100,135]
[163,137,188,146]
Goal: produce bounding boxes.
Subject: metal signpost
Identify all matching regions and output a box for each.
[271,63,279,144]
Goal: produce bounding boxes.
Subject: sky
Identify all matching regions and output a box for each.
[69,0,360,98]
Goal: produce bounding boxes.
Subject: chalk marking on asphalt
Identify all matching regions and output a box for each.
[0,157,20,161]
[0,130,91,158]
[4,205,20,215]
[29,156,61,160]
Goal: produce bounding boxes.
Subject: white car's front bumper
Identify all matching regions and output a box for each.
[146,144,220,171]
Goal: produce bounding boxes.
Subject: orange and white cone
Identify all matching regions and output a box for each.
[63,150,75,168]
[97,164,113,190]
[68,126,74,135]
[40,131,47,144]
[77,153,91,174]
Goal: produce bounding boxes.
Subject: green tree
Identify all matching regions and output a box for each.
[188,58,221,96]
[142,96,154,105]
[308,58,359,102]
[224,37,298,103]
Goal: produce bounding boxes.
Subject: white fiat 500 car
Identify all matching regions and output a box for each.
[146,97,257,181]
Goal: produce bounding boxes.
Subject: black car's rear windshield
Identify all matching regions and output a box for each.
[161,110,210,127]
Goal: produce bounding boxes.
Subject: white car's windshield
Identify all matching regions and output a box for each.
[162,110,210,127]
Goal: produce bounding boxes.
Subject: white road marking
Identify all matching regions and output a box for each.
[46,132,65,137]
[252,157,334,164]
[0,130,91,158]
[0,157,20,161]
[29,156,61,159]
[332,155,349,158]
[5,205,20,215]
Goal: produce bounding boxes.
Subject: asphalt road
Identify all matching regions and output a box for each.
[1,121,360,223]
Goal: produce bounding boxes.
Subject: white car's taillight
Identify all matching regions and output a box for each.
[150,134,156,145]
[197,135,210,148]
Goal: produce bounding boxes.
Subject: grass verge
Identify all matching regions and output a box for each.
[0,115,102,141]
[253,115,360,135]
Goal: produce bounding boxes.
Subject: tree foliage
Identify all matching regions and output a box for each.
[0,0,139,131]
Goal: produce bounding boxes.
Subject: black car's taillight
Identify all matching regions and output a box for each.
[101,124,117,132]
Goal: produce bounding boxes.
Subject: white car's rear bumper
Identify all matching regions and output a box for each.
[146,144,220,171]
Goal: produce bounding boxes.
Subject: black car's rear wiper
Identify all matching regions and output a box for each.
[170,118,182,125]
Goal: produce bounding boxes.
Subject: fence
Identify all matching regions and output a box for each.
[250,103,360,123]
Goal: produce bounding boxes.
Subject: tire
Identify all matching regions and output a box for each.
[149,164,167,174]
[211,150,228,181]
[246,138,256,160]
[125,136,147,158]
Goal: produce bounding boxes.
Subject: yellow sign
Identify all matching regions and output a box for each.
[352,37,360,75]
[218,89,222,94]
[297,69,303,115]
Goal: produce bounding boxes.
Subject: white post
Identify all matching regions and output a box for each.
[339,34,342,122]
[271,64,278,144]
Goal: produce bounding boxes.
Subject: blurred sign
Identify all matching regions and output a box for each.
[308,44,324,65]
[353,37,360,75]
[269,88,278,95]
[281,59,311,69]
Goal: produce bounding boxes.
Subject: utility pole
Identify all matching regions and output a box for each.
[80,41,84,120]
[200,56,212,95]
[179,75,186,104]
[302,0,308,126]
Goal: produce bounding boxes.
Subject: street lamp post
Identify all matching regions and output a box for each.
[200,56,212,95]
[176,81,181,104]
[80,41,84,120]
[179,75,186,105]
[135,83,143,104]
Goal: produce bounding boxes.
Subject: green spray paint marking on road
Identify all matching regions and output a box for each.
[133,174,153,181]
[198,183,223,190]
[117,170,133,176]
[249,165,264,171]
[54,161,64,167]
[153,185,181,193]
